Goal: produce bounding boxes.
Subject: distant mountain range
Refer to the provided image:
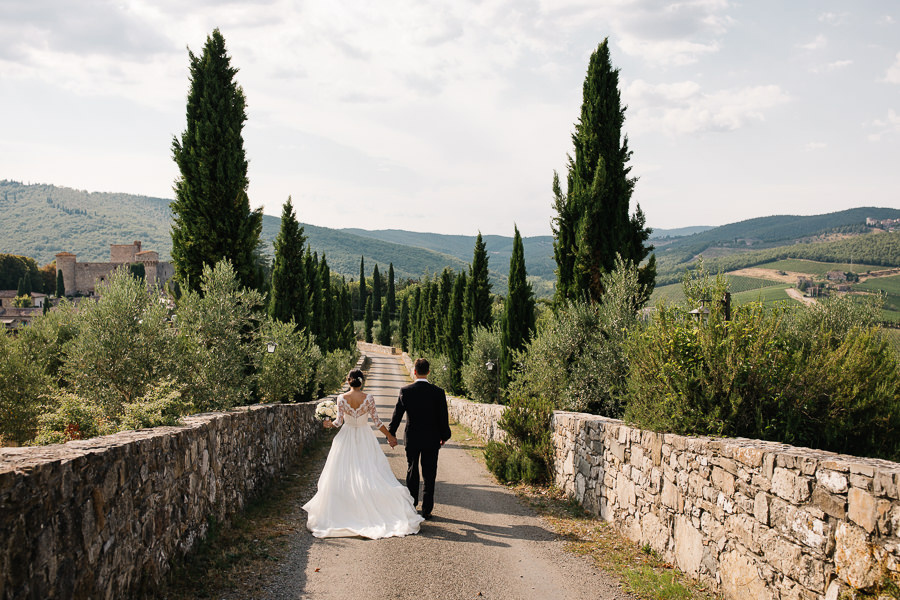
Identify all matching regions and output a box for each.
[3,179,899,294]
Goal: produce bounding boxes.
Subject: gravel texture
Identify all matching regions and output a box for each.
[238,353,635,600]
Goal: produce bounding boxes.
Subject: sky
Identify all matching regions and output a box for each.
[1,1,898,237]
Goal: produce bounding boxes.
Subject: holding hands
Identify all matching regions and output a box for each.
[386,432,398,448]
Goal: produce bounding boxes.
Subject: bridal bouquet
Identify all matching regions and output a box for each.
[315,399,338,422]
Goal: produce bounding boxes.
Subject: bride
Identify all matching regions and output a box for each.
[302,368,424,539]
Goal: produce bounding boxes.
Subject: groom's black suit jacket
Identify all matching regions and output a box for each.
[388,380,452,450]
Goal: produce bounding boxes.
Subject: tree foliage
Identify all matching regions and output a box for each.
[552,39,654,304]
[269,197,308,329]
[500,226,535,386]
[170,28,262,291]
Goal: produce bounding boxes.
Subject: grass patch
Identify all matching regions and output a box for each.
[763,259,883,276]
[731,284,793,305]
[451,422,719,600]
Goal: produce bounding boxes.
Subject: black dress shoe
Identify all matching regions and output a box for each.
[421,512,433,520]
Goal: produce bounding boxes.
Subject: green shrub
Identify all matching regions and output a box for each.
[15,299,81,384]
[175,260,264,412]
[0,333,52,445]
[461,326,502,404]
[63,267,176,416]
[119,378,189,430]
[625,266,900,461]
[319,348,358,396]
[33,391,115,445]
[506,259,643,417]
[256,319,323,403]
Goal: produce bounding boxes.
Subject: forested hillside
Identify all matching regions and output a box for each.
[655,207,900,283]
[0,180,471,281]
[342,228,556,281]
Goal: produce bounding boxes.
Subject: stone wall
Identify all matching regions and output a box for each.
[0,402,323,599]
[442,394,900,599]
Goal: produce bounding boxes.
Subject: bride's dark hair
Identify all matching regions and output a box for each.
[347,369,365,388]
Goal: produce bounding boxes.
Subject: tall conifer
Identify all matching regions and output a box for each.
[399,295,410,352]
[387,263,396,314]
[372,264,382,313]
[269,197,307,330]
[468,232,492,329]
[500,226,535,386]
[358,256,367,314]
[364,296,374,344]
[55,269,65,297]
[378,298,391,346]
[171,29,262,291]
[319,255,333,350]
[552,39,654,303]
[446,272,466,392]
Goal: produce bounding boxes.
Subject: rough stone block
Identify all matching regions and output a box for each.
[754,492,770,525]
[811,487,846,520]
[874,471,899,499]
[848,487,877,534]
[734,445,764,468]
[712,466,735,496]
[816,469,849,494]
[834,522,880,589]
[674,515,704,575]
[771,468,812,503]
[719,550,773,600]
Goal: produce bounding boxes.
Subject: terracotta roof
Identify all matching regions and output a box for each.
[55,252,76,256]
[0,290,17,298]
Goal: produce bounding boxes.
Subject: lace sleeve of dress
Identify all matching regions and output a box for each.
[333,396,345,427]
[366,395,383,428]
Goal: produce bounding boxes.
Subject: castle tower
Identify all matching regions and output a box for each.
[55,252,77,296]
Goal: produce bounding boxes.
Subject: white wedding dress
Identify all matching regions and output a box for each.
[302,393,423,539]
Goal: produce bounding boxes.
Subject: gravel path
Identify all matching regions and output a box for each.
[249,353,634,600]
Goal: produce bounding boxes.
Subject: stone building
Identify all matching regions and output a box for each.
[55,241,174,296]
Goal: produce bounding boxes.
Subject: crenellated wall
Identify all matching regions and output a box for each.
[1,403,324,599]
[436,390,900,599]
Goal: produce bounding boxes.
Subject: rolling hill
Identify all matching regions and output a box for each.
[4,179,899,297]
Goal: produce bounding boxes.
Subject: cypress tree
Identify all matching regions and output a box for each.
[307,250,324,340]
[364,296,374,344]
[387,263,396,314]
[341,284,355,349]
[319,255,333,350]
[411,286,422,353]
[171,28,262,291]
[17,276,26,297]
[399,295,410,352]
[269,197,307,330]
[56,268,65,297]
[372,264,382,313]
[468,232,492,329]
[552,39,654,304]
[437,268,453,353]
[500,226,535,386]
[446,272,466,392]
[358,256,367,314]
[378,298,391,346]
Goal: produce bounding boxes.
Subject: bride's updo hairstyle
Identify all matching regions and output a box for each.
[347,369,365,389]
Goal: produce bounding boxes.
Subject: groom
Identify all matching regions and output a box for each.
[388,358,452,519]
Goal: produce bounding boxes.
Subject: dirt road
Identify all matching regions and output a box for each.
[250,353,633,600]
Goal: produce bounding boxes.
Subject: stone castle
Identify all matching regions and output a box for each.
[55,241,175,296]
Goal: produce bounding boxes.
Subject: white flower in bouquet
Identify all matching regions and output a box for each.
[315,399,338,422]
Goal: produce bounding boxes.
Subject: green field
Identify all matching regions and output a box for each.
[732,284,794,305]
[853,274,900,323]
[651,274,784,306]
[762,259,884,276]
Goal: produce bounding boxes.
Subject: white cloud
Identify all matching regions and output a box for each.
[811,59,853,74]
[867,109,900,141]
[624,80,790,135]
[877,15,895,25]
[798,34,827,50]
[818,12,848,25]
[805,142,827,151]
[884,52,900,84]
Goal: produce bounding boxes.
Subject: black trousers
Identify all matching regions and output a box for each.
[405,445,439,515]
